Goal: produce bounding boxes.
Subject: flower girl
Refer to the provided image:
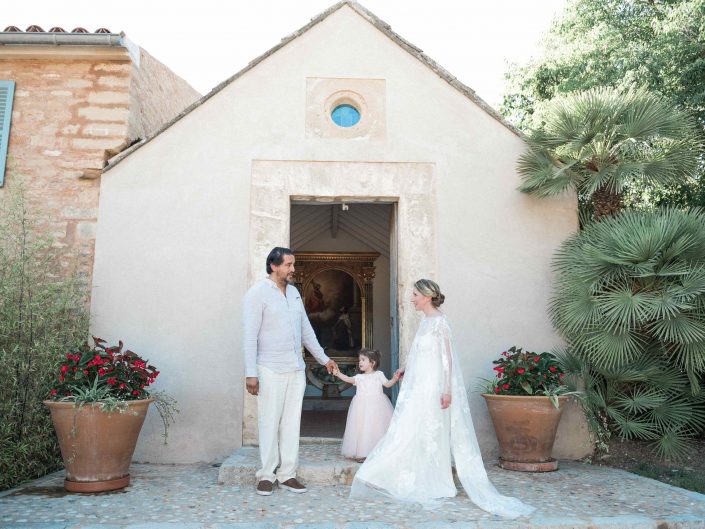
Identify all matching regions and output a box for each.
[333,349,400,461]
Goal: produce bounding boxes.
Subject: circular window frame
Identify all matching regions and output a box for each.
[324,90,368,130]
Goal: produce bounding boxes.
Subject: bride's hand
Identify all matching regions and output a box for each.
[441,393,451,409]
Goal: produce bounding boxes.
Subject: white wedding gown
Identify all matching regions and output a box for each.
[350,314,535,519]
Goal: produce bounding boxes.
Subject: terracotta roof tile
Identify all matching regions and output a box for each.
[1,26,113,34]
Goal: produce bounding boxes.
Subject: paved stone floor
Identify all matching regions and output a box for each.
[1,457,705,529]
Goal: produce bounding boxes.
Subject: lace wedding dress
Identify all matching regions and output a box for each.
[350,314,535,519]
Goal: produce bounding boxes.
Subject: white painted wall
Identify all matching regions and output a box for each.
[91,5,587,463]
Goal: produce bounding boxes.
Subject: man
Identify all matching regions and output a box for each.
[243,247,337,496]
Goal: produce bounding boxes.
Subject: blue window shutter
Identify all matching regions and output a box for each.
[0,80,16,187]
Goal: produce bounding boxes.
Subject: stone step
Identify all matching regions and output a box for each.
[217,440,361,486]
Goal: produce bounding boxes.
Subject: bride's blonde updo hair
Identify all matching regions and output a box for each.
[414,279,445,308]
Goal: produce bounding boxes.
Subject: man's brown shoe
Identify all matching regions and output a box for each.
[256,480,273,496]
[279,478,307,493]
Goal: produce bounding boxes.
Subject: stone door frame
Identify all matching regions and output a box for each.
[243,160,436,445]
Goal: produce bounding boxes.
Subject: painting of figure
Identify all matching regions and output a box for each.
[303,269,362,354]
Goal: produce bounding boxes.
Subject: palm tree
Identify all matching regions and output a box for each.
[551,208,705,458]
[517,87,703,220]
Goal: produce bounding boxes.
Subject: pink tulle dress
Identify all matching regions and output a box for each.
[341,370,394,459]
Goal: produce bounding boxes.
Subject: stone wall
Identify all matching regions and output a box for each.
[128,49,200,141]
[0,58,132,282]
[0,51,199,286]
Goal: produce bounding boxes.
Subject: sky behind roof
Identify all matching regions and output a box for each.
[2,0,566,108]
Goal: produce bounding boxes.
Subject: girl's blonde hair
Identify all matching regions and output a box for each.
[414,278,445,308]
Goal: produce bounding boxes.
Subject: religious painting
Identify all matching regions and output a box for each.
[303,269,362,355]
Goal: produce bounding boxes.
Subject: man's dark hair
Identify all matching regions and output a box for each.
[266,247,294,274]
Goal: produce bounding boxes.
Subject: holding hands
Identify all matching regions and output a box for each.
[325,359,338,374]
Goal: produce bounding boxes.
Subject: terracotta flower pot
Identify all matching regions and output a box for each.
[44,398,153,492]
[482,394,568,472]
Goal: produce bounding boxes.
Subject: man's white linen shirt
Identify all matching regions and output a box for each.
[243,278,330,378]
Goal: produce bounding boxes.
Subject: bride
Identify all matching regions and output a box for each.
[350,279,535,519]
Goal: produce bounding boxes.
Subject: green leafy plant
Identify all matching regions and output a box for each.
[481,346,575,408]
[46,337,178,442]
[551,207,705,458]
[0,186,89,491]
[516,87,703,220]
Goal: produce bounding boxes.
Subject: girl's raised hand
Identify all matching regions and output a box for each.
[440,393,451,409]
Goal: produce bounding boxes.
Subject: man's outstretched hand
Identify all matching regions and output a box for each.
[246,377,259,396]
[325,359,338,374]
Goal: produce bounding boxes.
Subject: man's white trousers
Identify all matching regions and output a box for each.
[256,365,306,483]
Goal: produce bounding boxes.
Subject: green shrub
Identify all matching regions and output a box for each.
[0,188,88,490]
[552,208,705,459]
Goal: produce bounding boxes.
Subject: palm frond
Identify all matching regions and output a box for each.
[517,87,703,201]
[651,430,695,461]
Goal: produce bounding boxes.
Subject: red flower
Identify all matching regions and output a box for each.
[517,368,525,374]
[60,365,69,374]
[559,373,565,379]
[107,378,118,386]
[132,390,140,396]
[49,389,58,396]
[534,356,540,362]
[502,383,510,389]
[98,368,106,376]
[493,366,504,372]
[494,387,501,393]
[501,351,508,356]
[119,383,126,389]
[549,366,557,372]
[59,375,65,382]
[83,369,89,375]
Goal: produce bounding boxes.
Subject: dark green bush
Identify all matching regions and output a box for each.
[552,208,705,459]
[0,188,88,490]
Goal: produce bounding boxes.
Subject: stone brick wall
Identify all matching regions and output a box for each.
[0,58,132,284]
[128,49,200,140]
[0,50,200,289]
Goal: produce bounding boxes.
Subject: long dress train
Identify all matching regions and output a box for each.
[350,314,535,519]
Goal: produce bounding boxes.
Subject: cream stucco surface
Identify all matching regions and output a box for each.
[91,5,587,463]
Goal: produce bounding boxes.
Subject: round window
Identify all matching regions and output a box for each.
[331,104,360,127]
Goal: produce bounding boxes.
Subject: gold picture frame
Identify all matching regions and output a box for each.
[294,252,379,395]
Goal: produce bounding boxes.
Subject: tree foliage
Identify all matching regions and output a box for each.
[517,87,703,219]
[551,207,705,458]
[502,0,705,208]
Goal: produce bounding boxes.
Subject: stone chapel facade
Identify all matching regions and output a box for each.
[89,2,592,464]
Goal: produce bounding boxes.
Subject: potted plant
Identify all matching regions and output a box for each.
[44,337,177,492]
[481,346,576,472]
